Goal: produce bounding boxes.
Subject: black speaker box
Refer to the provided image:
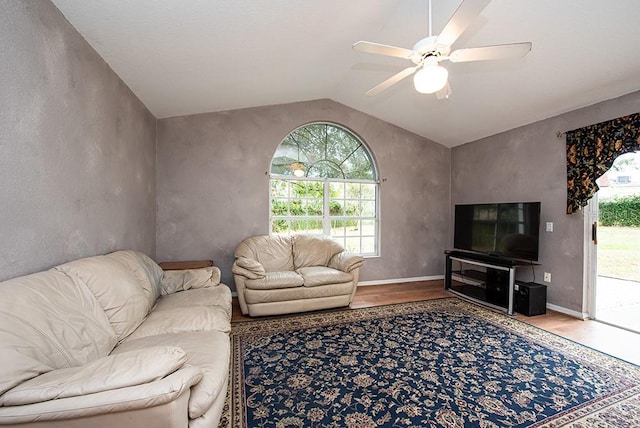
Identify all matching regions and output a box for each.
[515,282,547,316]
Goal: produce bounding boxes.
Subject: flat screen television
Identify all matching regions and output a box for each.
[454,202,541,262]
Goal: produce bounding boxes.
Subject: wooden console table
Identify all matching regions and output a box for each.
[158,260,213,270]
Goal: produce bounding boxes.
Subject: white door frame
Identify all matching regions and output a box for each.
[584,195,598,320]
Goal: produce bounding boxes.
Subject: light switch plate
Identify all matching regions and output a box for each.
[546,222,553,232]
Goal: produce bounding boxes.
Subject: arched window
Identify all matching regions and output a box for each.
[269,123,379,256]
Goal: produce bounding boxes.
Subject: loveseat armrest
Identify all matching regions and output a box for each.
[232,257,266,279]
[160,267,221,295]
[0,346,191,407]
[328,252,364,273]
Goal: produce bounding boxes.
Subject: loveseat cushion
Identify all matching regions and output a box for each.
[55,254,153,342]
[0,346,187,406]
[244,281,355,304]
[0,271,117,395]
[297,266,354,287]
[245,271,304,290]
[235,235,294,272]
[292,235,344,268]
[113,331,229,420]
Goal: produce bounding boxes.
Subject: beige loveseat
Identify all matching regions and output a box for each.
[0,250,231,428]
[232,235,364,317]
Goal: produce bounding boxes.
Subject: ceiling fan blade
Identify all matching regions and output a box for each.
[366,66,418,96]
[449,42,532,62]
[436,81,452,100]
[353,41,415,60]
[436,0,491,48]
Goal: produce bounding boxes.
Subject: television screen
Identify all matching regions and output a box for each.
[454,202,541,261]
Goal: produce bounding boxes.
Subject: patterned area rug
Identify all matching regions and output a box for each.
[218,298,640,427]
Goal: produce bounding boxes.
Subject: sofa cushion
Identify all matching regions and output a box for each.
[0,346,186,406]
[160,267,221,295]
[293,235,344,268]
[235,235,294,272]
[123,306,230,342]
[113,331,229,420]
[153,286,233,319]
[297,266,353,287]
[0,271,117,395]
[55,255,152,342]
[245,271,304,290]
[108,251,164,304]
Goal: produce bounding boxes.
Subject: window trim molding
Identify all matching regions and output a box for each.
[269,123,380,256]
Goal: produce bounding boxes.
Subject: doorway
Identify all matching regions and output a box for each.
[590,152,640,333]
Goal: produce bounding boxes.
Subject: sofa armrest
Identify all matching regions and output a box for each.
[0,346,189,406]
[232,257,266,279]
[328,252,364,273]
[160,267,221,295]
[0,366,202,424]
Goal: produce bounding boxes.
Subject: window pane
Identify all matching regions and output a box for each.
[305,200,323,216]
[346,182,361,199]
[346,237,361,253]
[331,220,346,238]
[290,220,307,233]
[271,198,289,216]
[272,220,289,235]
[362,237,376,254]
[344,201,360,217]
[308,220,323,234]
[330,200,344,216]
[361,220,376,236]
[271,179,290,197]
[361,183,376,200]
[362,201,376,217]
[345,220,360,236]
[330,182,345,199]
[290,199,303,216]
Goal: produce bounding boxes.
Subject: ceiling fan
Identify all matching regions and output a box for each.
[352,0,532,99]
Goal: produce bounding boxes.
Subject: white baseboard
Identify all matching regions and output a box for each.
[358,275,444,286]
[546,303,588,320]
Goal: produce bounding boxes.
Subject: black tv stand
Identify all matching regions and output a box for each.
[444,250,531,315]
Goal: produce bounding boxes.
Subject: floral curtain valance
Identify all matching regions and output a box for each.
[566,112,640,214]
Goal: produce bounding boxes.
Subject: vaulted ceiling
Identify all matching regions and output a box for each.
[51,0,640,147]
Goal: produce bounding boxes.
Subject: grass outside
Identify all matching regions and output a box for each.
[597,226,640,282]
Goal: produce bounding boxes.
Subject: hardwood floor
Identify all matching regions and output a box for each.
[232,280,640,366]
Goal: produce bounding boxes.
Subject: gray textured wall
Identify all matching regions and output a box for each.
[156,99,450,288]
[0,1,157,281]
[451,91,640,313]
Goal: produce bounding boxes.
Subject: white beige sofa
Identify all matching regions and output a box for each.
[232,235,364,317]
[0,250,231,428]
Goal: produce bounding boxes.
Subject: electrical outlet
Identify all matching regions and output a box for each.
[544,272,551,282]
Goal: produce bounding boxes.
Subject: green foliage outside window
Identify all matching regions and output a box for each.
[599,195,640,227]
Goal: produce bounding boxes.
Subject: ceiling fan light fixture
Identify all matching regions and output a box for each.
[413,58,448,94]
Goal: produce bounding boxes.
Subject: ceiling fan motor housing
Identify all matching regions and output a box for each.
[411,36,451,65]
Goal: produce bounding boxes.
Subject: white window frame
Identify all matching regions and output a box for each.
[269,177,379,256]
[269,122,380,256]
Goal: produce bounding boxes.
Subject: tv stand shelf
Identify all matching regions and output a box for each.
[445,251,527,315]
